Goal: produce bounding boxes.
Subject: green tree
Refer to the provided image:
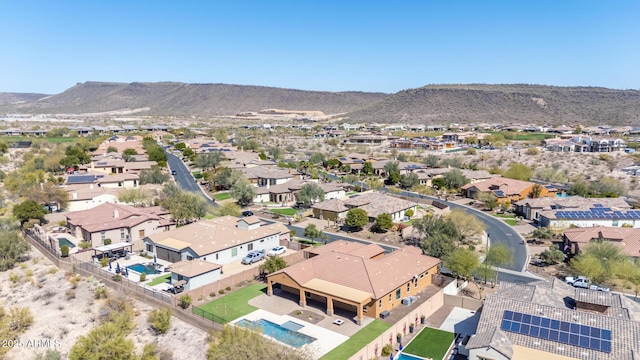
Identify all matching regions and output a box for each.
[196,152,226,172]
[361,161,374,176]
[388,171,401,185]
[139,166,169,185]
[474,192,498,211]
[431,177,446,190]
[13,200,47,225]
[214,168,243,190]
[443,169,469,189]
[346,208,368,230]
[117,188,155,207]
[268,146,282,160]
[446,209,485,244]
[148,308,172,335]
[212,202,241,217]
[106,146,118,153]
[160,185,208,224]
[303,224,323,241]
[296,183,325,207]
[589,176,627,197]
[229,178,256,207]
[424,155,440,168]
[444,248,479,281]
[532,227,553,239]
[528,184,543,198]
[259,256,287,275]
[503,163,533,181]
[0,230,29,271]
[374,213,394,232]
[383,161,399,176]
[122,148,138,156]
[400,172,420,189]
[422,233,456,259]
[539,244,565,264]
[309,152,325,165]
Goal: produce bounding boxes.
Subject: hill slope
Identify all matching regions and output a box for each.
[0,92,49,106]
[1,82,388,116]
[347,84,640,126]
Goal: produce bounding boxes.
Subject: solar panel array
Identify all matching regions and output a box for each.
[556,207,640,220]
[501,311,611,353]
[66,175,97,184]
[493,190,506,197]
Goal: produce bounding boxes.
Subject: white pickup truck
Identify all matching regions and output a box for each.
[565,276,610,292]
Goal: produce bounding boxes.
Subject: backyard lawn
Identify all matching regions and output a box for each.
[494,213,518,226]
[196,284,266,324]
[146,273,171,286]
[319,320,391,360]
[270,208,297,216]
[402,327,455,359]
[213,192,231,201]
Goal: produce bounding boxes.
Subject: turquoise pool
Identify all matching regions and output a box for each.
[396,353,424,360]
[127,263,159,275]
[57,238,75,248]
[236,319,316,348]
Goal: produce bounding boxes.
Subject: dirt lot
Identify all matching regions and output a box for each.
[0,247,209,360]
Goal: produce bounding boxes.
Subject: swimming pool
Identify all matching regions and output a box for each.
[396,353,424,360]
[127,263,160,275]
[235,318,316,348]
[57,238,75,248]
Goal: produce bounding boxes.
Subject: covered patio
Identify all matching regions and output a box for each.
[92,242,134,260]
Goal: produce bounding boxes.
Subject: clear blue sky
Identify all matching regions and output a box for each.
[1,1,638,94]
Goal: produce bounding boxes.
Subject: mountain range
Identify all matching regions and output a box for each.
[1,82,639,126]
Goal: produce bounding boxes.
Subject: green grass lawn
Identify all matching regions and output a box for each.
[213,192,231,201]
[493,213,518,226]
[196,284,266,324]
[192,171,202,179]
[402,327,455,359]
[320,320,391,360]
[146,273,171,286]
[270,208,297,216]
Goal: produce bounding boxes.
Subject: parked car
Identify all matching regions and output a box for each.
[589,284,610,292]
[241,210,254,217]
[241,249,265,264]
[267,246,286,257]
[171,170,177,175]
[565,276,608,290]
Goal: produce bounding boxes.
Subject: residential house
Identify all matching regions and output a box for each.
[65,203,174,250]
[312,192,418,223]
[241,166,300,187]
[563,226,640,258]
[462,177,556,204]
[515,196,630,222]
[65,184,122,212]
[461,279,640,360]
[342,134,389,147]
[169,260,222,292]
[142,216,289,265]
[539,205,640,230]
[254,179,347,205]
[267,243,440,325]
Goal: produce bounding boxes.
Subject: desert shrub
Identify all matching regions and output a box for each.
[405,209,414,218]
[94,286,108,299]
[78,241,91,249]
[225,286,231,291]
[148,307,172,335]
[7,307,34,332]
[60,245,69,257]
[69,274,81,289]
[99,257,109,267]
[209,292,216,297]
[48,267,58,275]
[66,289,76,300]
[103,238,112,245]
[139,272,147,282]
[179,295,192,309]
[381,344,393,356]
[58,220,67,227]
[112,275,122,282]
[525,147,540,156]
[9,272,19,283]
[33,350,63,360]
[218,289,225,295]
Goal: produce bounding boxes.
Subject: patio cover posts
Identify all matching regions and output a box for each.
[93,242,134,258]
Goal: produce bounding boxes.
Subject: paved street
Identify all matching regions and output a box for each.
[165,149,217,207]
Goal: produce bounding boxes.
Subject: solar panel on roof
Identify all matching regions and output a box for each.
[593,203,603,207]
[494,190,505,197]
[66,175,96,184]
[501,311,611,353]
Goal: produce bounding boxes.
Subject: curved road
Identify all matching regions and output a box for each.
[165,150,218,207]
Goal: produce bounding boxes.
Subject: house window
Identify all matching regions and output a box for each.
[120,229,125,239]
[379,300,382,308]
[396,289,401,300]
[139,229,145,238]
[260,239,264,243]
[407,282,411,292]
[248,243,254,251]
[187,255,193,261]
[388,294,392,302]
[231,247,238,257]
[100,232,106,241]
[146,244,153,252]
[215,254,219,260]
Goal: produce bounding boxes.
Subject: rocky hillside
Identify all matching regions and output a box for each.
[0,82,387,116]
[0,92,49,106]
[346,84,640,126]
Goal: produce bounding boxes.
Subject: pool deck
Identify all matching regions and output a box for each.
[234,309,349,359]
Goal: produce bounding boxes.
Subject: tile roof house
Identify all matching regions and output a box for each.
[538,205,640,230]
[253,178,348,205]
[563,226,640,257]
[142,216,289,265]
[312,192,418,223]
[267,243,440,325]
[462,177,556,203]
[169,259,222,292]
[515,196,630,221]
[65,203,174,251]
[462,279,640,360]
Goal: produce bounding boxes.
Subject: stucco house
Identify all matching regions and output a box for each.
[142,216,289,265]
[267,242,440,325]
[65,203,175,250]
[563,226,640,258]
[538,205,640,230]
[169,259,222,292]
[462,177,556,204]
[311,192,418,223]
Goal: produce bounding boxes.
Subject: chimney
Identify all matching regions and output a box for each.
[72,192,77,199]
[113,210,119,218]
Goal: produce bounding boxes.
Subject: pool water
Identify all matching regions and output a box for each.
[236,319,316,348]
[127,263,160,275]
[281,320,304,331]
[396,353,425,360]
[57,238,75,248]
